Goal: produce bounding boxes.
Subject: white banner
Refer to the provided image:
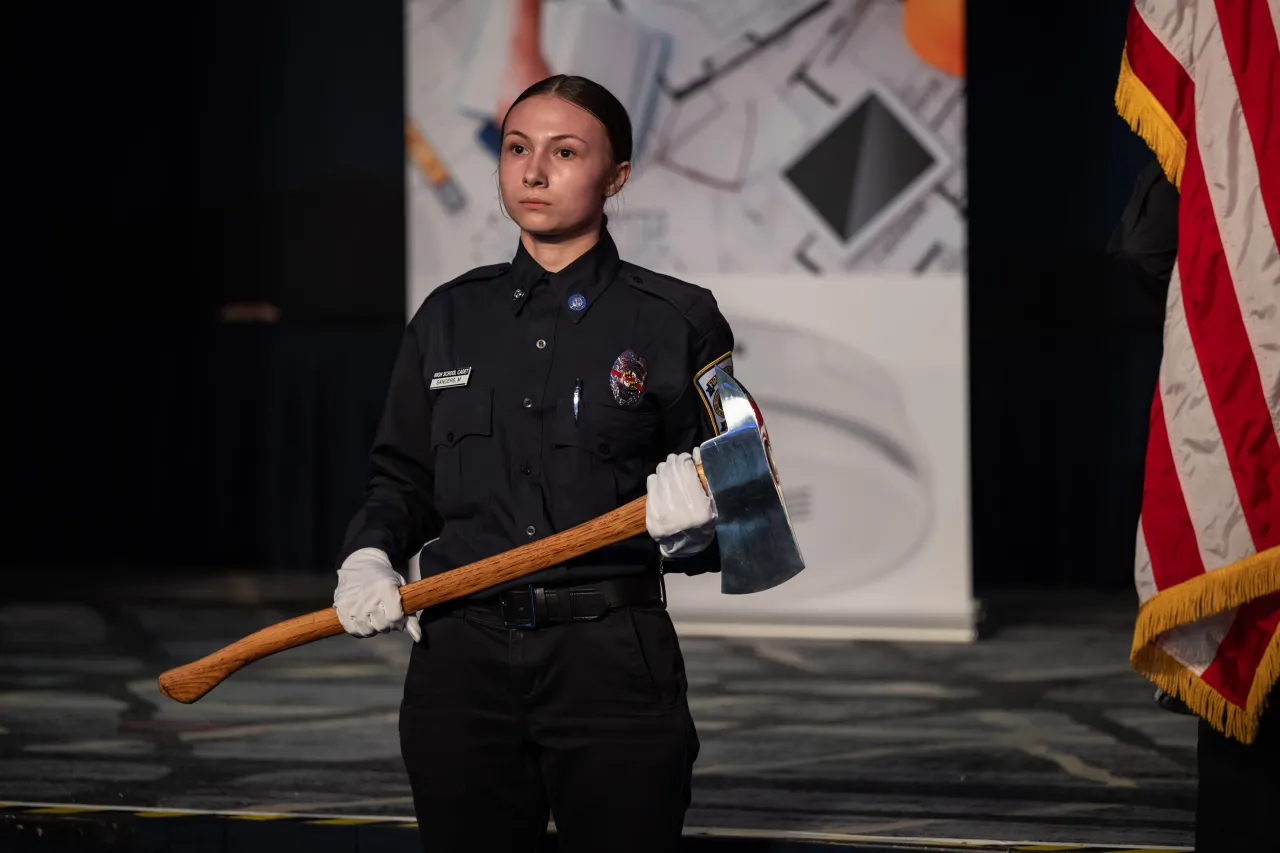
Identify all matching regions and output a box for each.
[664,275,972,641]
[405,0,971,639]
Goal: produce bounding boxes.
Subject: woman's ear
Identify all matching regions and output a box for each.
[604,161,631,198]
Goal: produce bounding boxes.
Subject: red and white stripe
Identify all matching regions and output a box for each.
[1129,0,1280,707]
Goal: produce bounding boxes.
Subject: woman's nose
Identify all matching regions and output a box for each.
[523,159,547,187]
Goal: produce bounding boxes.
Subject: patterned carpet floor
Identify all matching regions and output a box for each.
[0,574,1195,850]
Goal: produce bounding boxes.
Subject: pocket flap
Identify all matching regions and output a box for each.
[431,387,493,448]
[552,398,656,460]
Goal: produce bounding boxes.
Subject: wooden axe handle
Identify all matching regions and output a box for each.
[158,494,651,704]
[158,461,708,705]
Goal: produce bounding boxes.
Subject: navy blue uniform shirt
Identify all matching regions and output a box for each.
[339,228,734,596]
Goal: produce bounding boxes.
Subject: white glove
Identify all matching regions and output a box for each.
[334,547,422,642]
[646,450,716,558]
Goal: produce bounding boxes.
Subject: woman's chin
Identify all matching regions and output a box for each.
[509,209,552,232]
[515,215,597,240]
[515,219,557,236]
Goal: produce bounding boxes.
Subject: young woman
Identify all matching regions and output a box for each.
[333,75,735,851]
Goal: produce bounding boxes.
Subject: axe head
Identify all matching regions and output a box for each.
[698,366,806,594]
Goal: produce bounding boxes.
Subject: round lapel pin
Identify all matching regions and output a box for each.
[568,293,587,311]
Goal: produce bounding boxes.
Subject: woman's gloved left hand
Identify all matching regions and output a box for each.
[645,449,716,557]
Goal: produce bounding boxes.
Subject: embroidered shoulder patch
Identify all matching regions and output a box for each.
[695,352,734,435]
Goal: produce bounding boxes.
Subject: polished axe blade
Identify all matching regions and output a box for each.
[697,366,806,594]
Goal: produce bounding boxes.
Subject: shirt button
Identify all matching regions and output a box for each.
[631,275,642,283]
[535,339,547,349]
[522,397,533,408]
[525,525,536,537]
[513,288,524,300]
[446,431,454,442]
[521,464,532,475]
[598,442,610,454]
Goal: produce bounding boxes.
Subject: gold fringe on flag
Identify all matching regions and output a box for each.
[1130,544,1280,743]
[1115,43,1187,190]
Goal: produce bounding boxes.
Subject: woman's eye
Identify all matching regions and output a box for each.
[509,144,526,155]
[556,148,574,159]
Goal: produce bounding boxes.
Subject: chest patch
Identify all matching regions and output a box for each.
[609,350,647,407]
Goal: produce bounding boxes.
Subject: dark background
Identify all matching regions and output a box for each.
[5,1,1162,590]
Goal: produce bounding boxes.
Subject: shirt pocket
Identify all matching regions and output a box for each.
[550,399,659,528]
[430,387,493,519]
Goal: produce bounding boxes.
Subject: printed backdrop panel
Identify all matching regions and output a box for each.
[405,0,971,637]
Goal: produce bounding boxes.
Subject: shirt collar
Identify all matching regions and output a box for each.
[508,228,621,322]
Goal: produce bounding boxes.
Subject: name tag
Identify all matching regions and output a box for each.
[429,367,472,389]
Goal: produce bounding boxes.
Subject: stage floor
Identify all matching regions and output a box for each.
[0,574,1195,850]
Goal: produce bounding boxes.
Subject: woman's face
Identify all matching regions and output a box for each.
[499,95,629,238]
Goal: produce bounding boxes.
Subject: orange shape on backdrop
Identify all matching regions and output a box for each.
[903,0,965,78]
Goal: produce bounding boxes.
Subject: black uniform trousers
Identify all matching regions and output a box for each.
[399,600,699,852]
[1196,686,1280,852]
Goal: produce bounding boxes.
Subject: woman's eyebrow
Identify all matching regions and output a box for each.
[503,130,587,144]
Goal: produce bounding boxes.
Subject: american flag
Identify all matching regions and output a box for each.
[1117,0,1280,744]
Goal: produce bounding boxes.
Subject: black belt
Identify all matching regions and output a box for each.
[468,576,664,629]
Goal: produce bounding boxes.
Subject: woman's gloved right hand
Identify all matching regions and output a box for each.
[334,547,422,642]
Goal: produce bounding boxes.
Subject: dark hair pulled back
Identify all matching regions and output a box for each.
[501,74,633,164]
